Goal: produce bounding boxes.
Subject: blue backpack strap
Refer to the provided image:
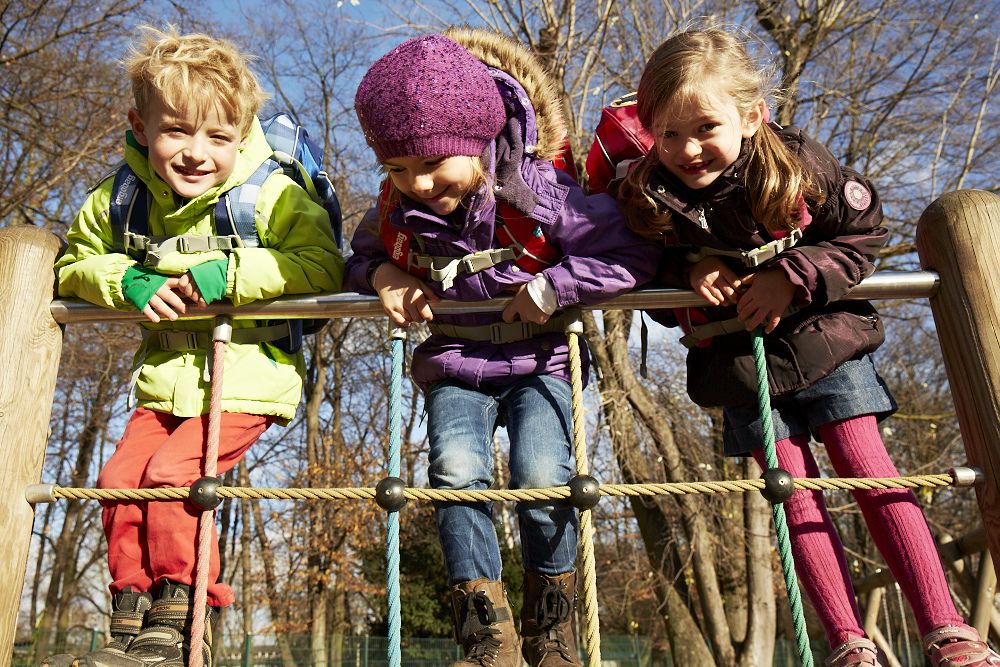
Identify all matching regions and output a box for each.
[214,159,276,246]
[262,112,302,159]
[109,164,149,257]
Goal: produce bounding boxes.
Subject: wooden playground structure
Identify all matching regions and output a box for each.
[1,188,999,665]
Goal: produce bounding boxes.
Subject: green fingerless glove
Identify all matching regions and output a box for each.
[188,259,229,304]
[122,265,169,310]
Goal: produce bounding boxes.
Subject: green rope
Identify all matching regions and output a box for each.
[752,327,814,666]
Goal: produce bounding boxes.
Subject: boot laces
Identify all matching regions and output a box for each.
[534,584,573,658]
[459,591,503,664]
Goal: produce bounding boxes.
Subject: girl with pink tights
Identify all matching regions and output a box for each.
[611,26,1000,667]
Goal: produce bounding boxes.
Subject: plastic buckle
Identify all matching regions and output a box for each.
[744,246,774,267]
[176,236,191,253]
[489,322,506,344]
[123,232,146,252]
[158,330,199,351]
[461,252,495,274]
[489,321,533,344]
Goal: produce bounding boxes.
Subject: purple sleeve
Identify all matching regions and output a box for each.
[541,171,662,307]
[344,206,387,295]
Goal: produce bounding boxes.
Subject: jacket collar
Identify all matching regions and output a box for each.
[646,140,751,219]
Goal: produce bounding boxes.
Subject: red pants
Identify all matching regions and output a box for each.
[98,408,272,607]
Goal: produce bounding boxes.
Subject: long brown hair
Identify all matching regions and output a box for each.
[621,28,821,240]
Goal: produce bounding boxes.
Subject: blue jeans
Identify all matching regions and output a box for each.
[426,375,579,584]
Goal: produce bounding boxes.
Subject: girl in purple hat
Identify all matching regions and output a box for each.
[347,27,659,667]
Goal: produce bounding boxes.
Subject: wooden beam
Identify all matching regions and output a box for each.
[0,226,63,664]
[916,190,1000,564]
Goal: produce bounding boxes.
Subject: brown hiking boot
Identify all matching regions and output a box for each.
[40,587,153,667]
[74,587,154,666]
[448,578,521,667]
[120,581,216,666]
[520,570,581,667]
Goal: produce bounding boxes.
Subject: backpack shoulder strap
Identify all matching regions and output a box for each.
[109,164,149,257]
[215,159,277,246]
[261,112,302,160]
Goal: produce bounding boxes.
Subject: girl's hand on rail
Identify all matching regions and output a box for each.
[371,262,439,326]
[689,257,742,306]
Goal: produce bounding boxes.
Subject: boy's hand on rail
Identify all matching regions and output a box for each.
[141,275,207,323]
[372,262,439,326]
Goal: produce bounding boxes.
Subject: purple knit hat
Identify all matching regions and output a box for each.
[355,34,506,162]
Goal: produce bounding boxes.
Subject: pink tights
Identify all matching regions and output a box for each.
[751,415,962,646]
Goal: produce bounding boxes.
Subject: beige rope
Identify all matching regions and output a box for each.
[566,316,602,667]
[39,472,958,503]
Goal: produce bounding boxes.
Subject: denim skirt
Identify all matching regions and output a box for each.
[722,354,897,456]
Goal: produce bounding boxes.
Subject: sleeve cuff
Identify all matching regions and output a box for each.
[526,273,558,315]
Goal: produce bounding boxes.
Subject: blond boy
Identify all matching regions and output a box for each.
[49,26,343,667]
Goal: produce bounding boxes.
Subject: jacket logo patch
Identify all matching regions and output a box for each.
[391,231,407,261]
[844,181,872,211]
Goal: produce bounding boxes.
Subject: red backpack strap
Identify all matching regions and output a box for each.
[377,180,428,279]
[585,93,655,194]
[495,202,561,274]
[550,136,578,182]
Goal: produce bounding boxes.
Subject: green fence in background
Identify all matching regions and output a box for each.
[16,633,848,666]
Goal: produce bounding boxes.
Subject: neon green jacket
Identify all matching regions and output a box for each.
[56,118,345,422]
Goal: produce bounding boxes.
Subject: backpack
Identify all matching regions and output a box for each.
[585,92,654,195]
[375,142,577,292]
[108,112,343,354]
[379,191,562,291]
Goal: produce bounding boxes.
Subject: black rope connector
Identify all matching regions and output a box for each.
[189,476,223,510]
[568,474,602,510]
[375,476,407,511]
[761,468,795,504]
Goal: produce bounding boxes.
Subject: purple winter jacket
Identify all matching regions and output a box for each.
[345,68,660,391]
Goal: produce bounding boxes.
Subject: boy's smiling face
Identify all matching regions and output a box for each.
[128,96,241,199]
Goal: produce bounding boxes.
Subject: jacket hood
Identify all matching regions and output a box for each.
[445,27,566,161]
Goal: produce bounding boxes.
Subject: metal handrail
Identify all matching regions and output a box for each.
[48,270,939,324]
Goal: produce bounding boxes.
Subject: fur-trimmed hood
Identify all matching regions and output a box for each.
[445,27,566,161]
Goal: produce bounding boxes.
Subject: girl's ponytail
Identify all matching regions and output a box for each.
[744,124,823,233]
[619,152,673,241]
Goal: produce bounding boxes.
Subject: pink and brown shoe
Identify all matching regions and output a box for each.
[824,637,880,666]
[924,624,1000,666]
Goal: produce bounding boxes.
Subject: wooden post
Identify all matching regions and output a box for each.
[0,225,63,664]
[916,189,1000,563]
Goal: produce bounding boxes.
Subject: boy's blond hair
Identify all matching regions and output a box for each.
[124,25,268,138]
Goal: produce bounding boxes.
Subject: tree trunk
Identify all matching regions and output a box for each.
[587,310,737,664]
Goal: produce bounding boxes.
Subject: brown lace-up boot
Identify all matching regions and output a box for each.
[40,587,153,667]
[120,581,216,666]
[448,578,521,667]
[520,570,581,667]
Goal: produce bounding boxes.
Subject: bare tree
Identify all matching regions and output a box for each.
[0,0,144,229]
